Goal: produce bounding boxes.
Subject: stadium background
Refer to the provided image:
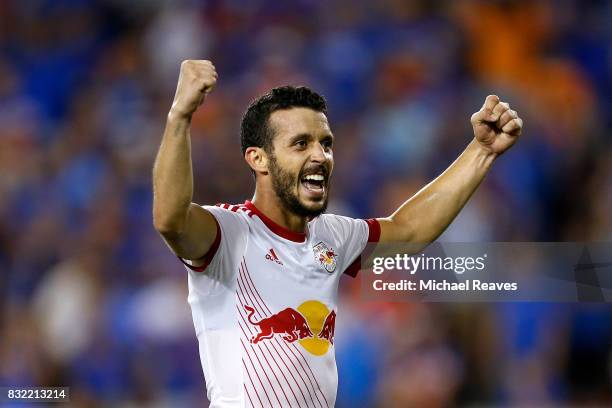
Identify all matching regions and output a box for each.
[1,0,611,406]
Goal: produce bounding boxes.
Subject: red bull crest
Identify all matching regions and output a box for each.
[313,241,337,273]
[244,301,337,355]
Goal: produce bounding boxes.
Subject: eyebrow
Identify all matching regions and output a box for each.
[288,133,334,144]
[288,133,311,144]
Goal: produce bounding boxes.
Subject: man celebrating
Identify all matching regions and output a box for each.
[152,60,522,407]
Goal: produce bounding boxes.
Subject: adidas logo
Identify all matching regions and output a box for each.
[265,248,283,265]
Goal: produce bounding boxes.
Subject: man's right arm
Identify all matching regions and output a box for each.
[152,60,218,263]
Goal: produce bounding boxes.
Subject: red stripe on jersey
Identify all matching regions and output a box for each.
[238,262,314,406]
[236,271,297,405]
[240,337,273,406]
[237,316,283,406]
[237,206,254,217]
[236,305,296,408]
[236,276,301,407]
[365,218,381,242]
[344,218,381,278]
[237,312,310,408]
[242,259,329,407]
[236,303,280,406]
[236,300,292,406]
[178,213,221,273]
[242,368,257,407]
[240,344,264,407]
[244,200,307,242]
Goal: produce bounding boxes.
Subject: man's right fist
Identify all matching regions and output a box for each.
[170,60,218,118]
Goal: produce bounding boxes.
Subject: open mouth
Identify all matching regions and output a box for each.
[300,173,326,197]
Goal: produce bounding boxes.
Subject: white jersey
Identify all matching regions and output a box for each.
[180,200,380,408]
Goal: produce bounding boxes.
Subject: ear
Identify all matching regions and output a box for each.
[244,147,269,175]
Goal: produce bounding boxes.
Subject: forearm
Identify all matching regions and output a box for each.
[387,139,496,243]
[152,111,195,234]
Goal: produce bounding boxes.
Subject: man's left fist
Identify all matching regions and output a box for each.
[471,95,523,155]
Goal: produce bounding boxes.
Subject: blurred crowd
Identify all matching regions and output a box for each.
[1,0,611,406]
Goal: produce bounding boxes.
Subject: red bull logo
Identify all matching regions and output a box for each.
[244,305,313,344]
[317,310,336,345]
[244,301,336,355]
[313,241,337,273]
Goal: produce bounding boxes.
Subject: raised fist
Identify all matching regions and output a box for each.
[471,95,523,155]
[170,60,218,118]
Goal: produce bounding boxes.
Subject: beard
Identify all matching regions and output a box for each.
[268,154,329,218]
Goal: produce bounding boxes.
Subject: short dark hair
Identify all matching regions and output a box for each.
[240,86,327,155]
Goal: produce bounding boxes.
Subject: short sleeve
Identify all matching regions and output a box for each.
[179,205,249,289]
[316,214,380,277]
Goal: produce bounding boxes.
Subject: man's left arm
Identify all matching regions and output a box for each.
[377,95,523,245]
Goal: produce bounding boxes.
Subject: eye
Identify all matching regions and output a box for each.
[294,139,307,149]
[322,138,333,150]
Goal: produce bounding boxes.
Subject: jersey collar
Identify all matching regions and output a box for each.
[244,200,307,243]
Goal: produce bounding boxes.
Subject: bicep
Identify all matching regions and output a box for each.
[377,217,417,243]
[159,203,218,263]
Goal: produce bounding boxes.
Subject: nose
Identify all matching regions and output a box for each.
[310,142,328,163]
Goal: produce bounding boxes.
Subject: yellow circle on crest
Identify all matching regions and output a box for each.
[297,300,330,356]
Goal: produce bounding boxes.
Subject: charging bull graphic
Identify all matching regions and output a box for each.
[244,305,314,344]
[317,310,336,345]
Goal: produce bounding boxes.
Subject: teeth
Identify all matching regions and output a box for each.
[303,174,324,181]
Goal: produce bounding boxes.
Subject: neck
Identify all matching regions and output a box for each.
[251,188,308,233]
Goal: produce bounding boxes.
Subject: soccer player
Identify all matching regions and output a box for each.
[152,60,523,407]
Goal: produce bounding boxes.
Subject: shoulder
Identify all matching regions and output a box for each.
[314,213,368,231]
[313,213,380,243]
[202,203,254,236]
[205,203,253,220]
[311,213,365,240]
